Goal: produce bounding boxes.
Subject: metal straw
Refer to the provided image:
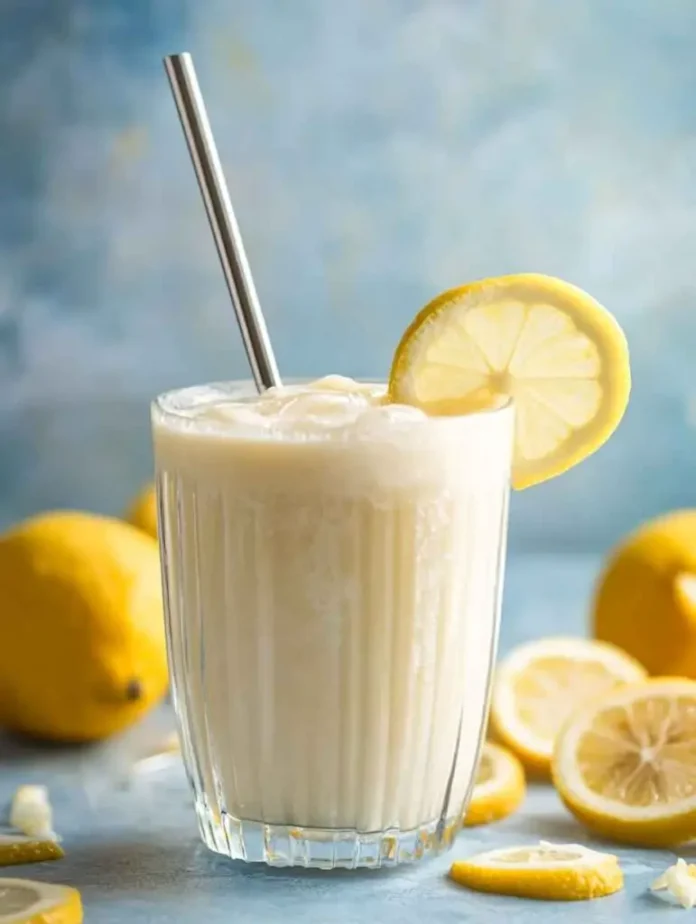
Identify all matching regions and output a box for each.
[163,52,281,391]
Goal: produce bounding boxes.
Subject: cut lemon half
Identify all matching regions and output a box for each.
[490,638,646,776]
[553,677,696,847]
[0,835,63,868]
[388,274,630,489]
[449,841,623,900]
[0,878,82,923]
[464,742,526,826]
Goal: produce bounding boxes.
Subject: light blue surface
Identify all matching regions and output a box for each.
[1,1,696,547]
[0,556,683,922]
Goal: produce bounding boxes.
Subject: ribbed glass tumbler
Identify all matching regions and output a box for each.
[152,381,513,869]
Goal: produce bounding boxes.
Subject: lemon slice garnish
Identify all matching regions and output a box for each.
[389,274,630,489]
[0,835,63,867]
[450,841,623,900]
[490,638,646,776]
[553,677,696,847]
[0,878,82,922]
[464,742,526,826]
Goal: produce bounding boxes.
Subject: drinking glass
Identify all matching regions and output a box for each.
[152,380,513,869]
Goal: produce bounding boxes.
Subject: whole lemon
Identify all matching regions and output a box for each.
[125,484,158,539]
[0,511,168,741]
[593,510,696,677]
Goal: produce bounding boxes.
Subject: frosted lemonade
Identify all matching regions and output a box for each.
[153,274,630,869]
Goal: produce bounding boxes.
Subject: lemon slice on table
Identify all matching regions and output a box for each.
[388,274,630,489]
[0,835,63,867]
[449,841,623,900]
[0,878,82,923]
[489,638,646,777]
[464,742,526,826]
[553,678,696,847]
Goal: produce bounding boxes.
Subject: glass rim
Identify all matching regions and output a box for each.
[151,378,514,427]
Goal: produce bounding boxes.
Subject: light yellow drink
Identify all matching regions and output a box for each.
[153,375,513,868]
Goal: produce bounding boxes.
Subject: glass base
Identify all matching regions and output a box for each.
[195,799,462,870]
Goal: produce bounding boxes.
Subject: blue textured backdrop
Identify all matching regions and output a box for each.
[1,0,695,550]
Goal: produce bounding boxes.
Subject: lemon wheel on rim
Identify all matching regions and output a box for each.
[389,274,630,489]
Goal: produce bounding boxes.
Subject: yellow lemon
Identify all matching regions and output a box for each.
[489,637,646,776]
[449,842,623,900]
[0,878,82,923]
[0,511,168,742]
[464,742,526,826]
[553,678,696,847]
[389,274,630,489]
[593,510,696,678]
[125,484,158,539]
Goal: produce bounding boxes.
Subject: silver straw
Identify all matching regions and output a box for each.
[163,52,281,391]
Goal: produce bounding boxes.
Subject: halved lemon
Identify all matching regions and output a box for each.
[464,742,526,826]
[489,637,646,776]
[0,835,63,867]
[553,677,696,847]
[449,841,623,900]
[388,274,630,489]
[0,878,82,923]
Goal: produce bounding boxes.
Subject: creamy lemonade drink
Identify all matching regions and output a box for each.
[154,377,513,867]
[154,274,631,869]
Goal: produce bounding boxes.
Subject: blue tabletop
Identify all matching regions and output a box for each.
[0,555,682,922]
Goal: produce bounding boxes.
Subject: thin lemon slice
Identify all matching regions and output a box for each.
[490,638,646,776]
[388,274,630,489]
[0,835,63,868]
[0,878,82,923]
[449,841,623,900]
[464,742,526,826]
[553,678,696,847]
